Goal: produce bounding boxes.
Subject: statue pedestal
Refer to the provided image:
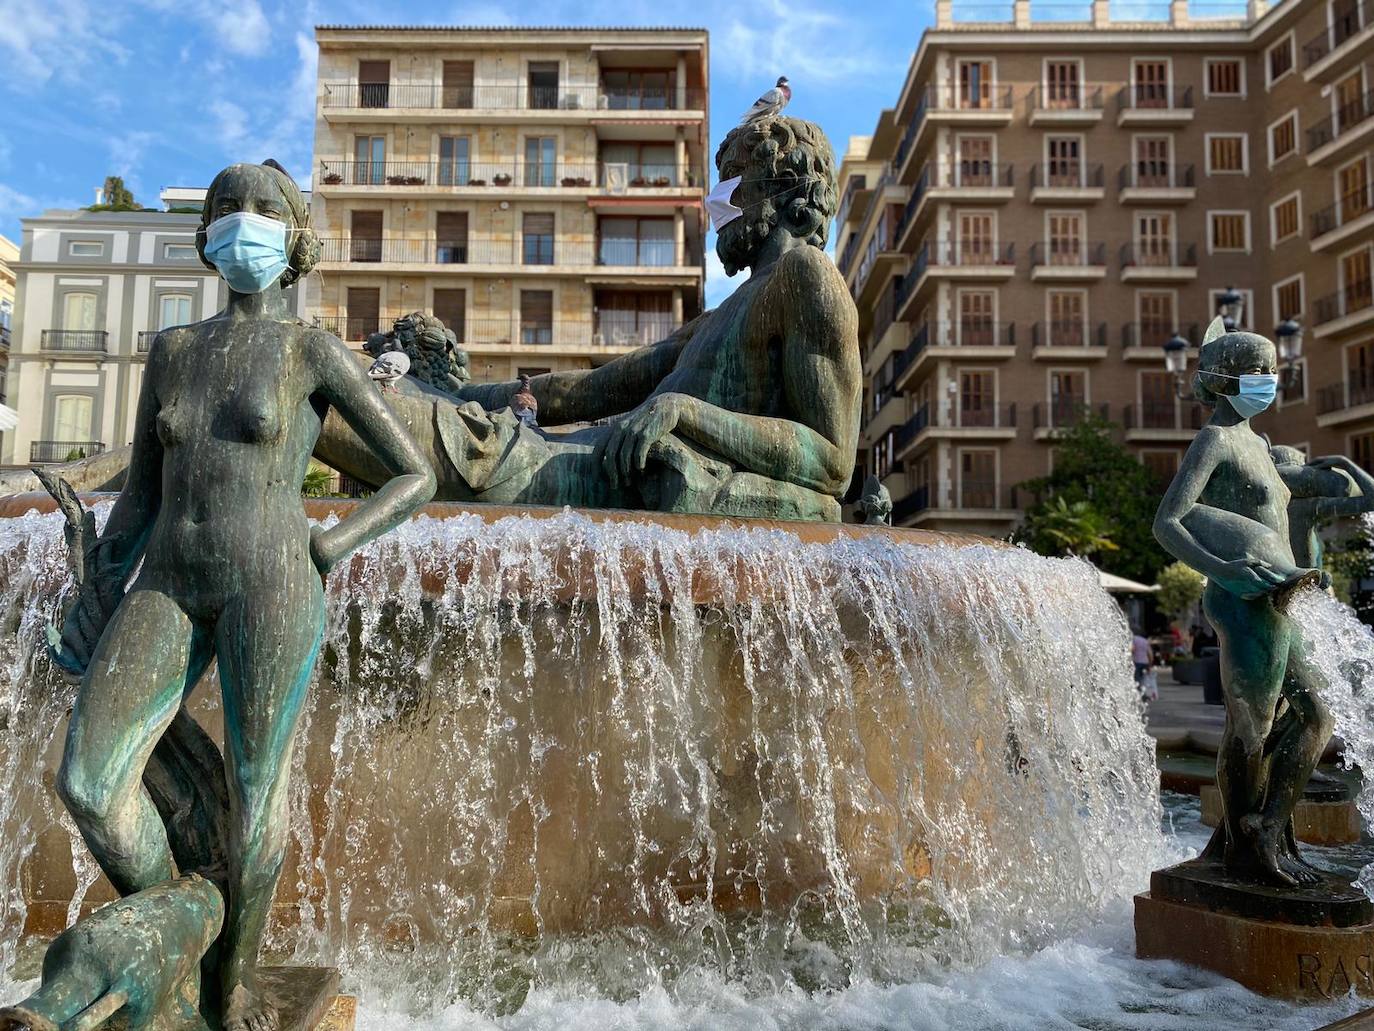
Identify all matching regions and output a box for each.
[1200,784,1361,846]
[1136,859,1374,1000]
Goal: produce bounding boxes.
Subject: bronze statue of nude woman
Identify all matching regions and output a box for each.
[47,160,435,1030]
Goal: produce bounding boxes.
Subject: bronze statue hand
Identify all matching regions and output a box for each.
[1217,558,1289,599]
[597,393,687,488]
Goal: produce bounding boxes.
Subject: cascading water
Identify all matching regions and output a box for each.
[0,503,1171,1023]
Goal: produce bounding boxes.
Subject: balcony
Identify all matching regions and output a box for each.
[137,331,157,353]
[317,159,696,194]
[1307,89,1374,164]
[1030,321,1108,359]
[1317,368,1374,426]
[1303,0,1374,79]
[1027,85,1106,126]
[316,236,695,274]
[313,313,678,351]
[1116,85,1194,127]
[0,325,9,351]
[1033,401,1109,439]
[892,485,931,525]
[894,401,1017,459]
[1313,282,1374,337]
[894,481,1018,526]
[895,86,1016,174]
[30,440,105,464]
[1122,322,1199,359]
[835,174,869,235]
[895,163,1013,249]
[1120,242,1198,282]
[1028,163,1105,203]
[894,241,1017,319]
[1029,242,1107,281]
[320,81,706,116]
[1117,163,1196,203]
[893,321,1016,391]
[1310,184,1374,251]
[1122,401,1206,441]
[40,329,108,353]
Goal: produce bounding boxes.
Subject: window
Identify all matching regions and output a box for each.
[522,213,555,265]
[1132,60,1170,108]
[436,212,468,264]
[1141,451,1179,490]
[1335,71,1364,133]
[520,290,553,345]
[344,287,380,340]
[442,60,474,108]
[1281,359,1307,405]
[1343,248,1374,312]
[1206,134,1247,174]
[524,137,557,187]
[62,292,97,330]
[1355,432,1374,474]
[438,136,470,186]
[602,142,677,185]
[353,135,385,185]
[1333,0,1366,47]
[1047,212,1085,265]
[602,70,672,110]
[527,61,559,110]
[1210,212,1249,252]
[1267,35,1294,85]
[1269,113,1297,164]
[959,370,995,426]
[958,290,996,346]
[957,60,994,109]
[1135,212,1174,264]
[1339,158,1372,224]
[349,210,383,262]
[68,241,103,257]
[960,450,997,508]
[1046,136,1082,187]
[1044,60,1082,108]
[162,242,196,260]
[1205,59,1244,97]
[158,294,193,329]
[1271,194,1300,243]
[1350,341,1374,407]
[957,136,994,186]
[1138,291,1175,347]
[1275,275,1304,321]
[957,212,994,263]
[1133,136,1171,187]
[52,395,93,442]
[1048,291,1086,346]
[1050,370,1087,425]
[1141,371,1176,428]
[595,291,674,345]
[599,217,674,266]
[358,60,390,108]
[432,288,466,341]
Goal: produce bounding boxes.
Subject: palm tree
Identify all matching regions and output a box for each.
[1038,496,1119,558]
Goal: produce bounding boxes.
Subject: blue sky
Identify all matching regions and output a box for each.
[0,0,930,307]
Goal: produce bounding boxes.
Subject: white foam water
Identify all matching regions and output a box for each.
[0,504,1243,1025]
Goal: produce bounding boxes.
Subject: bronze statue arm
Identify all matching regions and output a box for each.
[1154,428,1288,594]
[1310,456,1374,517]
[456,317,701,425]
[307,331,437,572]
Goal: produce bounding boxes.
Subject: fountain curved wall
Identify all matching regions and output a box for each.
[0,497,1164,1002]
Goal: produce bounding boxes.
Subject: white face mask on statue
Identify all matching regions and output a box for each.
[705,175,744,231]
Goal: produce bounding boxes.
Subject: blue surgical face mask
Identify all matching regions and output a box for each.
[203,211,294,294]
[1210,371,1279,418]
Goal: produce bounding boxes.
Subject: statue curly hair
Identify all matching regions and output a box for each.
[713,116,838,276]
[196,159,321,288]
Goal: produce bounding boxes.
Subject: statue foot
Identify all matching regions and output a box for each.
[223,979,279,1031]
[0,1006,59,1031]
[1233,815,1298,887]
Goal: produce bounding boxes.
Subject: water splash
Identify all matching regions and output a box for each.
[0,506,1165,1016]
[1286,587,1374,897]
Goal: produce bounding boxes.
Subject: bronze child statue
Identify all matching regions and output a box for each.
[22,159,435,1031]
[1154,317,1333,887]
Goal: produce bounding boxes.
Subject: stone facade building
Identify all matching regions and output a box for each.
[309,25,709,383]
[2,190,306,467]
[836,0,1373,533]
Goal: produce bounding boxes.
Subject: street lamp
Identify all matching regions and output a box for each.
[1164,331,1193,398]
[1275,318,1304,389]
[1217,286,1244,332]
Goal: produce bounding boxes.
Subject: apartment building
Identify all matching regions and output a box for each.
[836,0,1374,534]
[309,25,709,383]
[2,189,307,467]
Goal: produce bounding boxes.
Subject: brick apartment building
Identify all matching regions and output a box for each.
[836,0,1373,534]
[309,25,709,383]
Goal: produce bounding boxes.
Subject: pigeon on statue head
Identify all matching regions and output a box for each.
[740,76,791,124]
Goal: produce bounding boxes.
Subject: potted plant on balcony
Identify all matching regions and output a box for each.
[575,176,591,187]
[467,178,487,187]
[402,175,426,186]
[322,172,344,185]
[493,172,513,186]
[386,175,408,186]
[561,176,580,187]
[630,175,648,187]
[652,175,671,187]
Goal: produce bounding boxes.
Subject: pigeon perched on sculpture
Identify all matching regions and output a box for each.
[368,350,411,393]
[740,76,790,123]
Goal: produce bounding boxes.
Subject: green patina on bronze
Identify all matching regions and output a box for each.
[1153,317,1335,889]
[4,160,435,1031]
[314,115,862,522]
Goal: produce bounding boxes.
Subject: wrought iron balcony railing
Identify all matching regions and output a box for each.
[1031,322,1108,349]
[1119,242,1198,269]
[40,330,107,352]
[1028,163,1105,189]
[31,440,105,464]
[1311,184,1374,237]
[1118,163,1196,189]
[317,159,694,189]
[1303,0,1372,66]
[1307,89,1374,152]
[321,81,706,112]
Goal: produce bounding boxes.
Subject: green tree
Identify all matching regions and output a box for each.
[1156,560,1205,622]
[1029,496,1119,558]
[1015,413,1170,582]
[87,176,141,212]
[301,463,336,497]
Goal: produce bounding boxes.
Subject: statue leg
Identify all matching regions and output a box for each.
[213,576,325,1031]
[56,589,208,896]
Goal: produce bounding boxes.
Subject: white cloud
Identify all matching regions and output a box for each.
[715,0,886,88]
[0,0,130,85]
[0,182,81,225]
[705,246,749,309]
[213,0,271,56]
